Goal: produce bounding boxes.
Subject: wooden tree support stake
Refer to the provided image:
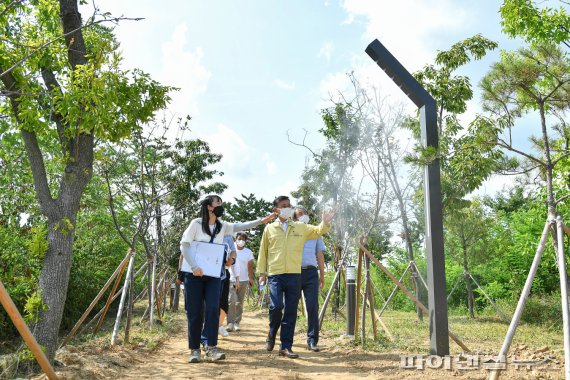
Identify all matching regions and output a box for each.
[489,220,551,380]
[318,245,351,328]
[363,292,394,341]
[0,280,58,380]
[378,262,411,317]
[60,251,132,348]
[111,249,137,345]
[368,287,378,340]
[359,243,470,352]
[467,272,510,324]
[94,255,130,334]
[79,262,146,335]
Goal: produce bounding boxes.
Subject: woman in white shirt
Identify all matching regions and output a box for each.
[180,194,274,363]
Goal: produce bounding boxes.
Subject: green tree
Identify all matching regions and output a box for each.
[293,102,364,246]
[411,34,502,211]
[224,194,273,257]
[500,0,570,48]
[477,43,570,218]
[482,190,561,298]
[0,1,171,361]
[444,200,493,317]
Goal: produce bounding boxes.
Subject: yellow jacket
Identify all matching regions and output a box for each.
[257,220,331,276]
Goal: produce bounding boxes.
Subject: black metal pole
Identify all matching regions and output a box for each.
[346,266,356,336]
[420,101,449,355]
[365,39,449,355]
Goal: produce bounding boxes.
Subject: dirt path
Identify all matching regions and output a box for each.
[113,310,402,380]
[50,309,560,379]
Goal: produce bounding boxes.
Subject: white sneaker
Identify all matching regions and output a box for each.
[219,325,229,337]
[205,346,226,361]
[234,323,240,331]
[226,323,234,332]
[188,349,201,363]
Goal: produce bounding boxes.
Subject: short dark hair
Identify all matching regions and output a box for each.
[295,207,307,214]
[236,232,248,241]
[273,195,290,207]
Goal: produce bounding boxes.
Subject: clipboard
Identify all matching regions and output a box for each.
[189,241,225,278]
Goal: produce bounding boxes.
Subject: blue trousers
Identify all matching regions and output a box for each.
[184,273,221,349]
[301,267,320,345]
[201,271,230,346]
[268,273,301,350]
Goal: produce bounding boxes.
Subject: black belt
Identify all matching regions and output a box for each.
[301,265,317,270]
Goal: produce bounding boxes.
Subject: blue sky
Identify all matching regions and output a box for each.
[85,0,527,203]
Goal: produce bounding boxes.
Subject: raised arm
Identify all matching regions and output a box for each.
[227,213,277,234]
[303,209,333,240]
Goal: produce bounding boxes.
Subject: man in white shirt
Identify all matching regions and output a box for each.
[227,232,255,331]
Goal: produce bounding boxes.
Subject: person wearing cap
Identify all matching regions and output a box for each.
[257,195,333,359]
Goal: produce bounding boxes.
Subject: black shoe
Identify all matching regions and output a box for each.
[307,342,320,352]
[278,348,299,359]
[266,336,276,352]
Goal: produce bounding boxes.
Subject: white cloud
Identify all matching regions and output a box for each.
[319,1,470,113]
[317,0,470,111]
[271,180,300,200]
[159,24,211,116]
[318,41,335,62]
[262,153,277,175]
[200,124,251,176]
[471,174,519,199]
[272,79,296,90]
[197,125,296,201]
[340,0,467,69]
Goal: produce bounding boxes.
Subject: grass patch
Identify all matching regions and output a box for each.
[311,307,565,356]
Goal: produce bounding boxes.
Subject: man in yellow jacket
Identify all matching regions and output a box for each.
[258,195,332,359]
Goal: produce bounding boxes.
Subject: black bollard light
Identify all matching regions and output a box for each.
[346,265,356,337]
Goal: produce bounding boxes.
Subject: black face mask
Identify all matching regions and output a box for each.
[212,205,224,217]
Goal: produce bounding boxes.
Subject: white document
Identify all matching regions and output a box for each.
[190,241,225,278]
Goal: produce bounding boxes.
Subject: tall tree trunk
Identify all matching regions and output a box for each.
[539,102,556,219]
[539,103,570,320]
[385,136,422,321]
[172,283,180,312]
[34,215,76,361]
[462,243,475,318]
[404,222,423,321]
[31,0,92,363]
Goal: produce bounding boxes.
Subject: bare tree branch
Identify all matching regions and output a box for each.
[556,193,570,204]
[104,169,132,247]
[496,138,546,166]
[40,67,69,153]
[286,129,322,159]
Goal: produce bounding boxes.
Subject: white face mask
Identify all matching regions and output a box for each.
[236,240,246,248]
[279,207,294,220]
[297,214,310,224]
